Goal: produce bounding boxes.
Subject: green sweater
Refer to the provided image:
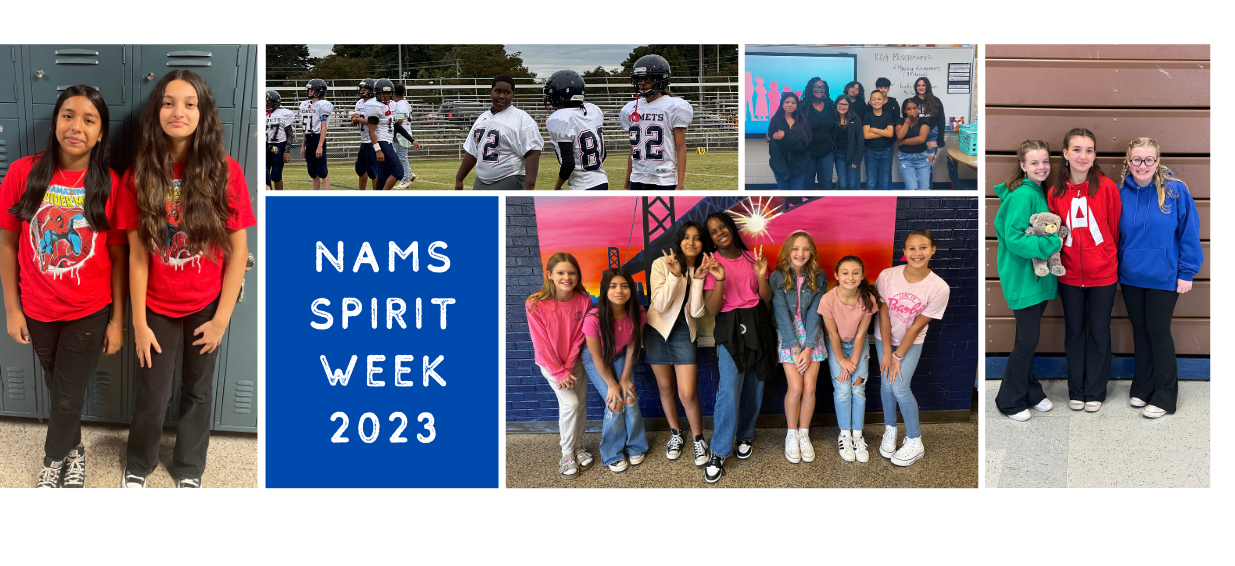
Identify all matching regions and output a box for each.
[993,178,1063,310]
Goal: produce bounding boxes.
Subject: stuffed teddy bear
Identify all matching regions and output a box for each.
[1024,212,1069,277]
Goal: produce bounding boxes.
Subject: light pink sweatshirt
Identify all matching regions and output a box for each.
[526,292,592,382]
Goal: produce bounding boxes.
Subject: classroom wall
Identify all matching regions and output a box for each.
[506,196,978,426]
[984,45,1210,368]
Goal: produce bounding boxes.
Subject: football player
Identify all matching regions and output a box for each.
[391,83,420,189]
[455,75,543,190]
[299,78,333,190]
[265,90,295,190]
[620,55,694,190]
[350,78,378,190]
[544,70,608,191]
[364,79,404,191]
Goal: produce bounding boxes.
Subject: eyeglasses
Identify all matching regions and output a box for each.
[812,86,825,91]
[1128,156,1158,167]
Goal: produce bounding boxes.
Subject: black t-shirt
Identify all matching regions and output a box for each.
[863,110,896,151]
[805,105,835,156]
[897,118,931,154]
[832,117,849,150]
[848,97,870,121]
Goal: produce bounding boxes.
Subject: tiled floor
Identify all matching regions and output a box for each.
[0,417,258,489]
[506,408,978,488]
[984,380,1210,488]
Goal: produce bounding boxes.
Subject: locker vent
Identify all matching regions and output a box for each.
[5,367,26,400]
[232,380,254,414]
[90,371,112,406]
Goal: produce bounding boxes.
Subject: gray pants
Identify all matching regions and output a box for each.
[474,175,525,190]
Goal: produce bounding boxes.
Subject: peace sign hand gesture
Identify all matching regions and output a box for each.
[693,254,712,280]
[753,246,769,278]
[662,249,682,277]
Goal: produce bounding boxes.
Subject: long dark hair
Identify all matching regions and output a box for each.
[802,76,833,109]
[9,85,111,229]
[704,211,750,254]
[670,220,706,271]
[1052,127,1104,198]
[770,92,812,144]
[913,77,941,117]
[593,268,643,369]
[835,255,881,313]
[1004,139,1051,192]
[833,95,858,127]
[842,81,865,104]
[133,70,232,261]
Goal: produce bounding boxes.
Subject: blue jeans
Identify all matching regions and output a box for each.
[834,150,861,190]
[775,172,807,191]
[826,339,870,430]
[395,142,411,181]
[713,343,765,458]
[580,349,648,465]
[808,152,834,190]
[898,151,932,190]
[875,340,923,439]
[926,126,939,158]
[863,147,893,190]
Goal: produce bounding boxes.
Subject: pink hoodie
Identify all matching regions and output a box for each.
[526,292,592,382]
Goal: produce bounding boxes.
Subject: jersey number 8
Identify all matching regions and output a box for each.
[578,128,605,171]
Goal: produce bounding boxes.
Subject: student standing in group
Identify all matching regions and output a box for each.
[363,79,404,191]
[769,230,826,464]
[992,140,1062,422]
[766,92,813,191]
[874,77,900,122]
[264,90,293,191]
[525,253,595,480]
[1046,128,1120,412]
[862,91,895,190]
[801,77,836,189]
[391,84,420,189]
[910,77,947,166]
[581,268,648,473]
[0,86,126,488]
[298,78,332,191]
[119,70,255,488]
[1118,137,1202,418]
[874,230,950,466]
[841,81,869,121]
[646,222,711,465]
[621,55,694,191]
[819,256,879,463]
[895,99,933,190]
[543,70,609,191]
[700,212,776,483]
[455,75,543,190]
[832,96,864,190]
[350,78,378,191]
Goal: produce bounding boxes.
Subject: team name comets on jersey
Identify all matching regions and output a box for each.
[633,112,666,122]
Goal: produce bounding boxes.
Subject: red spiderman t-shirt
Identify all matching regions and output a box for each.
[0,154,125,322]
[115,158,255,318]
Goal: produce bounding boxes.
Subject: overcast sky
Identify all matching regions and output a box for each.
[306,44,641,77]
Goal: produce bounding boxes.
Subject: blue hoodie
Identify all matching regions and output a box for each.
[1117,174,1203,291]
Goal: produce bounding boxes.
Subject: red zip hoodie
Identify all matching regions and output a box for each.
[1046,175,1121,287]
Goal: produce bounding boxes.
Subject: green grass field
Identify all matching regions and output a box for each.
[274,151,737,191]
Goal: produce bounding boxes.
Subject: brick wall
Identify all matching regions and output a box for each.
[506,196,978,423]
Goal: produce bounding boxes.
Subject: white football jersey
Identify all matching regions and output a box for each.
[394,99,414,148]
[546,103,608,190]
[265,108,295,143]
[354,99,371,142]
[619,95,694,185]
[364,98,396,143]
[299,99,334,135]
[462,105,545,183]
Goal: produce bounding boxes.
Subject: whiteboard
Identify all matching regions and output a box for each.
[746,46,974,128]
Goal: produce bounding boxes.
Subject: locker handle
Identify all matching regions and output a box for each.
[167,51,212,57]
[166,61,211,67]
[54,49,99,56]
[59,85,99,91]
[55,58,99,65]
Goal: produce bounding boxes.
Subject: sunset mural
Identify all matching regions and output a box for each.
[534,196,897,300]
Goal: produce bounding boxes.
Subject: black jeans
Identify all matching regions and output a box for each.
[125,297,220,478]
[1059,283,1116,402]
[1122,284,1180,413]
[996,300,1048,415]
[26,306,110,461]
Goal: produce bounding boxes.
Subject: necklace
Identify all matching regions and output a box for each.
[57,167,87,188]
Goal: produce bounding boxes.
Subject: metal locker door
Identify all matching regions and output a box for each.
[82,346,126,422]
[26,46,126,106]
[0,321,39,417]
[0,46,17,103]
[138,46,240,109]
[0,111,20,185]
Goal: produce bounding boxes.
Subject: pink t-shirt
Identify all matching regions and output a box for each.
[583,306,647,354]
[702,251,761,312]
[817,286,877,343]
[873,265,950,346]
[526,291,592,382]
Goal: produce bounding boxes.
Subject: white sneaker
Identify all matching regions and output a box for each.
[891,437,925,467]
[608,458,629,473]
[853,432,869,463]
[1069,400,1085,411]
[392,181,410,190]
[784,430,801,463]
[1142,405,1167,419]
[1085,401,1102,413]
[1007,409,1031,422]
[628,452,645,466]
[692,437,710,467]
[879,426,898,459]
[1130,397,1147,408]
[837,431,855,462]
[798,429,815,463]
[1033,397,1053,412]
[406,172,418,183]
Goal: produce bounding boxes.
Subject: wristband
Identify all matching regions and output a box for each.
[714,277,725,282]
[791,346,803,355]
[372,143,381,151]
[892,352,904,361]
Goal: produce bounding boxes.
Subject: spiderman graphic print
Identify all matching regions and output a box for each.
[30,184,96,279]
[160,180,202,269]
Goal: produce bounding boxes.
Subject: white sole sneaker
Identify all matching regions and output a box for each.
[853,436,870,463]
[1130,397,1147,408]
[1142,405,1167,419]
[608,459,629,472]
[1069,400,1085,411]
[879,427,897,459]
[628,453,645,466]
[891,439,925,467]
[1032,398,1053,412]
[1085,401,1102,413]
[1007,409,1031,422]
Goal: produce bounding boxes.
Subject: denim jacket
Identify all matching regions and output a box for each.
[769,269,825,350]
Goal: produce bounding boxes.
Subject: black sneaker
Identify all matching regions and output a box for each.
[693,437,710,467]
[736,438,754,460]
[61,445,86,488]
[665,430,686,460]
[122,468,147,489]
[704,454,726,484]
[178,477,202,488]
[37,458,64,488]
